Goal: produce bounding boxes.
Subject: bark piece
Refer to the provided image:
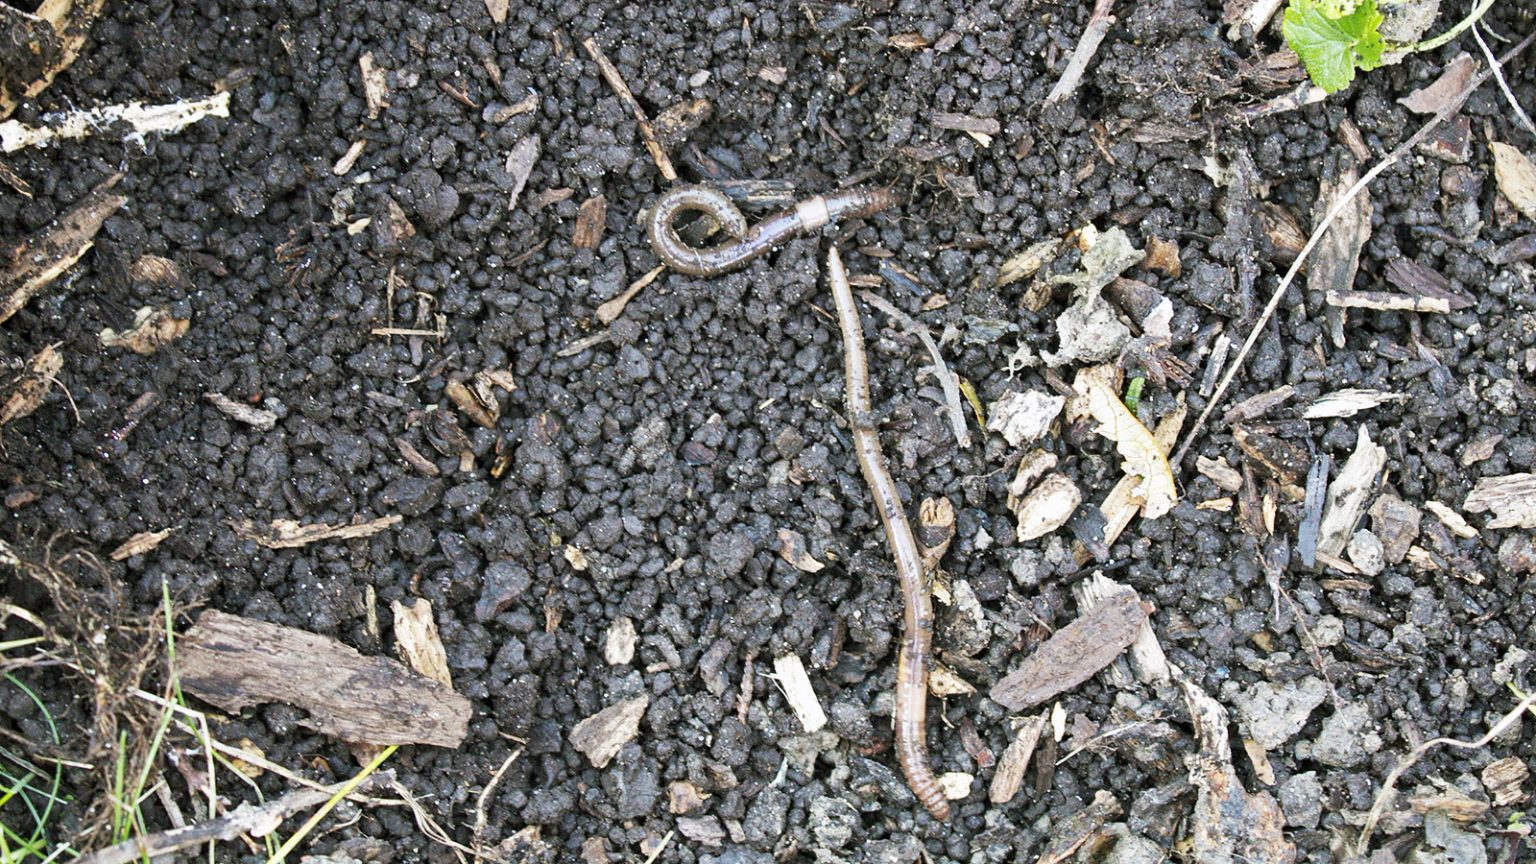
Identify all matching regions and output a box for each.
[990,711,1048,804]
[570,694,648,769]
[1481,756,1528,806]
[572,194,607,249]
[1181,677,1296,864]
[990,590,1148,711]
[1309,159,1371,348]
[1398,54,1477,114]
[1492,142,1536,222]
[1317,427,1386,558]
[179,610,469,747]
[1464,473,1536,529]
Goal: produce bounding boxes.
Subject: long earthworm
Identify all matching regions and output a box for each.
[825,244,951,822]
[647,184,900,276]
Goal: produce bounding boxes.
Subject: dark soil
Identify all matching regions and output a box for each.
[3,1,1536,862]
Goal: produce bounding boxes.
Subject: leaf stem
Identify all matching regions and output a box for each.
[1391,0,1498,53]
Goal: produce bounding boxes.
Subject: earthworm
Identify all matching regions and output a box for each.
[647,184,899,276]
[825,245,951,822]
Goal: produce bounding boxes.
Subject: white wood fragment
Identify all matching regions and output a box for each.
[772,654,827,733]
[205,392,278,431]
[1303,388,1407,419]
[333,139,367,176]
[605,616,637,666]
[1,92,230,154]
[1317,427,1386,558]
[927,663,976,697]
[1464,474,1536,529]
[391,598,452,687]
[938,772,973,801]
[987,389,1064,447]
[1196,455,1243,492]
[989,711,1047,804]
[359,52,389,118]
[1424,500,1480,538]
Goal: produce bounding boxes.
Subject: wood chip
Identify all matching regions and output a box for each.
[1326,289,1451,313]
[572,194,607,249]
[204,392,278,431]
[1383,258,1473,310]
[596,264,664,325]
[1317,427,1386,558]
[1464,473,1536,529]
[668,780,710,815]
[772,654,827,733]
[927,663,976,697]
[931,111,1001,135]
[483,0,508,24]
[774,528,825,573]
[1,173,125,326]
[569,693,648,769]
[1234,426,1309,485]
[359,52,389,118]
[605,616,637,665]
[888,32,930,49]
[0,344,61,427]
[392,598,452,687]
[179,609,469,747]
[0,158,31,197]
[1196,455,1244,492]
[2,92,229,153]
[1481,756,1528,806]
[1424,500,1479,538]
[332,139,367,176]
[1461,434,1502,466]
[1398,53,1478,114]
[1221,384,1295,425]
[505,135,540,212]
[1408,793,1490,823]
[1037,789,1121,864]
[1491,142,1536,222]
[100,306,189,355]
[917,496,956,574]
[990,590,1148,711]
[1310,160,1371,347]
[229,515,401,549]
[109,527,174,561]
[1302,388,1407,419]
[989,711,1048,804]
[445,378,497,429]
[1180,678,1295,864]
[676,816,724,848]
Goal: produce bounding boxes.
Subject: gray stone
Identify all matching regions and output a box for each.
[1101,831,1165,864]
[808,796,858,849]
[1412,809,1488,864]
[1237,677,1328,750]
[1278,772,1322,828]
[1305,703,1383,768]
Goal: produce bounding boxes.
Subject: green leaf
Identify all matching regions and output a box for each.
[1282,0,1385,93]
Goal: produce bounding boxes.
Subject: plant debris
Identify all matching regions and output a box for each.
[1042,228,1143,367]
[108,527,174,561]
[1463,473,1536,529]
[1492,143,1536,222]
[229,515,402,548]
[772,654,828,733]
[990,711,1048,804]
[203,392,278,430]
[1317,427,1386,558]
[1073,368,1178,519]
[987,389,1064,447]
[0,91,229,153]
[391,598,452,687]
[990,589,1149,711]
[1302,388,1407,418]
[99,306,189,355]
[0,343,62,426]
[569,693,648,769]
[0,173,125,326]
[179,610,469,747]
[775,527,825,573]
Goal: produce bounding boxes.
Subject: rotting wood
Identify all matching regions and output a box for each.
[1,91,229,153]
[0,344,62,427]
[990,590,1149,711]
[229,515,401,549]
[179,610,469,748]
[1044,0,1116,105]
[569,693,648,769]
[0,173,125,326]
[1317,427,1386,558]
[580,38,676,182]
[0,0,109,122]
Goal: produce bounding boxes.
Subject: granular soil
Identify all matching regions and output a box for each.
[2,0,1535,862]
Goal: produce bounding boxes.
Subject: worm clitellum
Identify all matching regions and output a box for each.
[825,245,951,822]
[647,185,900,277]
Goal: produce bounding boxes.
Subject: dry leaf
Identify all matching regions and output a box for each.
[100,306,189,354]
[1076,371,1178,519]
[109,527,174,561]
[1492,143,1536,223]
[0,344,62,426]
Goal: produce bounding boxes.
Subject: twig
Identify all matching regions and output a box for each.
[858,290,971,449]
[1171,26,1536,470]
[1355,692,1536,855]
[596,264,665,324]
[72,775,386,864]
[640,830,675,864]
[1045,0,1116,105]
[580,38,677,182]
[1472,25,1536,139]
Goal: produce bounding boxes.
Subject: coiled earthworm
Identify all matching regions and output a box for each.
[646,184,900,276]
[825,245,951,822]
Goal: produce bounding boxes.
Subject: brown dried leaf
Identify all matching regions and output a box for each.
[100,306,189,355]
[1075,370,1177,518]
[0,344,61,426]
[1397,53,1477,114]
[1493,143,1536,223]
[569,694,648,768]
[180,610,469,747]
[990,590,1149,711]
[109,527,175,561]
